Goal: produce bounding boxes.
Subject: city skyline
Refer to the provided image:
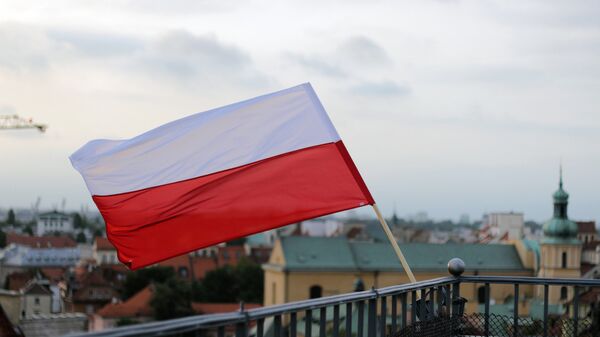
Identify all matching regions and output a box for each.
[1,1,599,223]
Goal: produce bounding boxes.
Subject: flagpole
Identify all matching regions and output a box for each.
[372,204,417,284]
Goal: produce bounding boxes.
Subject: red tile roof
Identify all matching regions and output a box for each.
[5,272,34,291]
[577,221,597,234]
[6,233,76,248]
[96,285,262,319]
[94,237,116,251]
[40,268,66,283]
[96,286,154,318]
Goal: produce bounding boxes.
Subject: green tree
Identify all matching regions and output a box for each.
[0,230,6,248]
[236,258,264,303]
[193,259,264,303]
[76,232,87,243]
[194,266,238,302]
[93,228,104,238]
[6,209,15,226]
[73,213,84,229]
[150,279,194,320]
[122,266,176,300]
[23,226,33,236]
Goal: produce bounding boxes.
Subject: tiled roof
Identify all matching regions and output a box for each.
[5,272,34,291]
[40,267,66,283]
[94,237,115,251]
[276,236,528,272]
[7,233,76,248]
[577,221,597,234]
[191,303,261,315]
[96,285,154,318]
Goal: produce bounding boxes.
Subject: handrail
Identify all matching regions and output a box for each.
[459,275,600,286]
[68,276,457,337]
[68,259,600,337]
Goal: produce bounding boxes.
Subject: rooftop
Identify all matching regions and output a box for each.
[272,236,527,272]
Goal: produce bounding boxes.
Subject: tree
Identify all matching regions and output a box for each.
[6,209,15,226]
[122,266,176,300]
[193,259,264,303]
[93,228,104,238]
[0,230,6,248]
[150,279,194,320]
[76,232,87,243]
[194,266,238,302]
[236,258,264,303]
[23,226,33,236]
[73,213,84,229]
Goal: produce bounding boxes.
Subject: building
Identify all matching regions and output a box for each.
[263,169,588,314]
[93,237,118,265]
[263,236,532,314]
[577,221,598,244]
[0,244,80,286]
[479,212,524,242]
[36,211,74,236]
[72,269,120,315]
[6,233,77,249]
[0,289,22,325]
[537,170,582,303]
[21,280,53,318]
[90,285,261,332]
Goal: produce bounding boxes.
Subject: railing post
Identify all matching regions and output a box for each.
[368,297,377,337]
[380,296,387,337]
[484,283,490,337]
[513,284,519,337]
[448,258,465,317]
[345,302,352,337]
[543,284,548,337]
[574,286,579,336]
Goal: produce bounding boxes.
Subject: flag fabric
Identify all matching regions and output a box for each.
[70,83,374,269]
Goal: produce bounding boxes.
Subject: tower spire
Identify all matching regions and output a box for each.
[559,161,563,189]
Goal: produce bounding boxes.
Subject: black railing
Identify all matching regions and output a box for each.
[69,259,600,337]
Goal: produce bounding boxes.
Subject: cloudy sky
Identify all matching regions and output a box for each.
[1,0,599,222]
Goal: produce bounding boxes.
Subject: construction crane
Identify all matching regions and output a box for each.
[0,114,47,132]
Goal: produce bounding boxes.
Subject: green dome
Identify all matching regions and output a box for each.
[543,217,578,238]
[553,186,569,203]
[543,167,579,243]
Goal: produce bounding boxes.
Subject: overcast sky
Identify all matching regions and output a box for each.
[1,0,599,222]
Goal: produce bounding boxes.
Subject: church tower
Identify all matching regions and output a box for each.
[538,167,581,303]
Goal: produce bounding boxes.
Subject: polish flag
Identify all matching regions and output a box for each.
[70,83,374,269]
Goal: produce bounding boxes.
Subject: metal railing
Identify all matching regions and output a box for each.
[69,259,600,337]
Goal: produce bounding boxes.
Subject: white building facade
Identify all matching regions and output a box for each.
[36,211,74,236]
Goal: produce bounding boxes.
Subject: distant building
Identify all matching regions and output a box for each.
[6,233,77,249]
[90,285,260,332]
[36,211,74,236]
[93,237,118,265]
[0,289,22,325]
[479,212,524,242]
[577,221,598,244]
[21,280,53,318]
[72,269,119,315]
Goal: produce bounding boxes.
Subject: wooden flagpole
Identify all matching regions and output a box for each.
[372,204,417,284]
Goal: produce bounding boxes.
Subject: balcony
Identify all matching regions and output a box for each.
[70,259,600,337]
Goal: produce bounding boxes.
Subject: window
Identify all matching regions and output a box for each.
[34,297,40,305]
[179,267,189,278]
[309,285,322,299]
[271,282,276,303]
[560,287,568,300]
[562,252,567,269]
[477,286,486,304]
